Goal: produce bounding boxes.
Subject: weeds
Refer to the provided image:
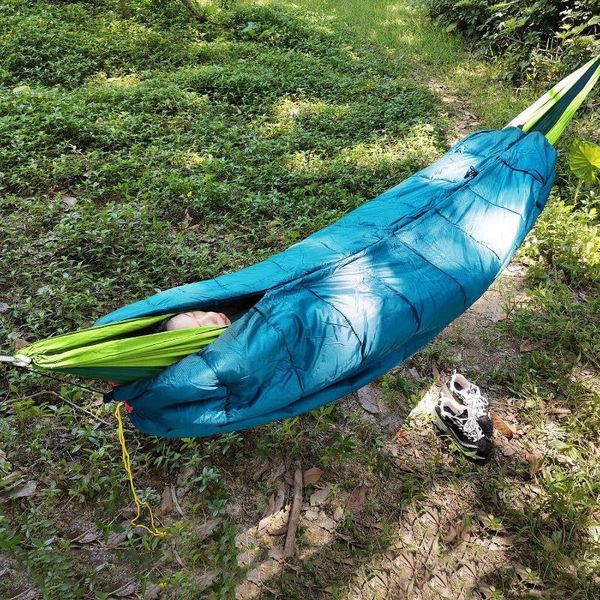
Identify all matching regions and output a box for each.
[0,0,598,598]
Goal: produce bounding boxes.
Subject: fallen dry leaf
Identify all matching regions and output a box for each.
[497,440,517,457]
[395,429,412,446]
[345,486,367,513]
[442,523,460,544]
[519,340,540,353]
[491,535,516,547]
[407,367,421,380]
[252,463,269,481]
[159,485,174,515]
[8,589,39,600]
[170,485,184,517]
[303,467,322,485]
[15,339,28,350]
[143,582,162,600]
[1,470,25,490]
[267,462,286,484]
[514,563,542,584]
[195,571,219,592]
[357,385,380,414]
[71,529,101,545]
[271,483,287,515]
[315,512,337,533]
[547,407,572,417]
[263,507,290,536]
[172,548,185,568]
[333,505,344,521]
[268,546,286,562]
[491,411,517,438]
[61,194,78,207]
[197,518,222,542]
[108,581,138,597]
[1,480,37,502]
[105,531,128,549]
[309,487,330,507]
[526,452,544,477]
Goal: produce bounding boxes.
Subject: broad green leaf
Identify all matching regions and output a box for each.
[569,140,600,183]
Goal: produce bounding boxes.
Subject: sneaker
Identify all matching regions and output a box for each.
[449,371,493,438]
[433,383,493,461]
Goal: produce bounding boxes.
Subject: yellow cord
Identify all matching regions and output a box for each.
[115,402,167,538]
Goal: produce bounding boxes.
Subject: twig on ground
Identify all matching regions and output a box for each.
[284,462,303,558]
[170,485,185,517]
[12,390,110,426]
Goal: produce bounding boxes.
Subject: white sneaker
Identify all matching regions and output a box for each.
[433,383,493,461]
[449,371,490,420]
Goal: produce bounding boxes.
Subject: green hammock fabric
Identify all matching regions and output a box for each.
[508,55,600,144]
[18,313,227,383]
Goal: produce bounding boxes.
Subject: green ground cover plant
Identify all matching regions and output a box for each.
[0,1,598,598]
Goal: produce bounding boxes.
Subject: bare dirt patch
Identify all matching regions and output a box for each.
[229,268,562,599]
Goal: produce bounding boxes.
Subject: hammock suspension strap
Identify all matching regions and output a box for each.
[0,354,32,367]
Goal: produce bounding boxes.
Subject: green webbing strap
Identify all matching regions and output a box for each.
[507,55,600,145]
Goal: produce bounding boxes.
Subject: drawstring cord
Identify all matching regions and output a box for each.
[1,355,105,395]
[1,356,166,538]
[115,402,166,538]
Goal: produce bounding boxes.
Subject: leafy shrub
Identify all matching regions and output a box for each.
[522,198,599,290]
[427,0,600,82]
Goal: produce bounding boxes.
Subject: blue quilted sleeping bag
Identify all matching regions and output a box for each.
[98,127,556,437]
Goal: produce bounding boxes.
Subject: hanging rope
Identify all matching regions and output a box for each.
[114,402,167,538]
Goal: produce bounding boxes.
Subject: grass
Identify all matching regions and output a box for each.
[258,0,538,127]
[0,0,598,598]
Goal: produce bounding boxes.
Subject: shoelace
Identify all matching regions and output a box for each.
[459,414,484,442]
[466,391,488,419]
[449,372,489,419]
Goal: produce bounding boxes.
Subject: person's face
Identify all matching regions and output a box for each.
[166,311,231,330]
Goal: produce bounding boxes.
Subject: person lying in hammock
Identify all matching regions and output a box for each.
[160,310,231,331]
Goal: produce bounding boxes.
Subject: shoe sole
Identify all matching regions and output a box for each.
[432,410,487,462]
